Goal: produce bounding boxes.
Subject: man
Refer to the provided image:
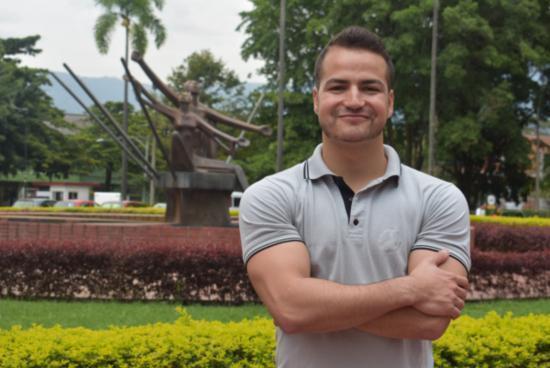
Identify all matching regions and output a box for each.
[239,26,470,368]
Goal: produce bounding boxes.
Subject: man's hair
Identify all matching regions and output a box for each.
[314,26,395,89]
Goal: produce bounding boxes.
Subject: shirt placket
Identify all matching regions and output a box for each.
[348,194,364,240]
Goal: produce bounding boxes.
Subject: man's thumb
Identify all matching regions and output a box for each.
[432,250,450,266]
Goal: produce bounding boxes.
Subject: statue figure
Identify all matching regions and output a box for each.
[127,51,271,190]
[125,52,272,225]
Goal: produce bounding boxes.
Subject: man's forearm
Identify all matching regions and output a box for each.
[264,275,418,334]
[356,307,450,340]
[248,244,466,335]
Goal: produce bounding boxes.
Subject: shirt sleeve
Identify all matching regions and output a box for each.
[239,178,303,265]
[412,183,471,271]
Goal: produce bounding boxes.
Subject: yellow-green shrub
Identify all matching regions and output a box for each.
[0,310,548,367]
[0,206,165,215]
[434,312,550,367]
[0,308,275,368]
[471,215,550,227]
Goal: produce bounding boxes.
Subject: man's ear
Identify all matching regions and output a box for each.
[312,87,319,115]
[388,89,394,119]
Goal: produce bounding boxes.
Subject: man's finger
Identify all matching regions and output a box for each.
[455,286,468,301]
[454,275,469,289]
[455,297,465,311]
[430,250,450,266]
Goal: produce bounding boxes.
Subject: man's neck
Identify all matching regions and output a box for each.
[321,135,387,192]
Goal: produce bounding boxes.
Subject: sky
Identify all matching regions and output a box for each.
[0,0,266,83]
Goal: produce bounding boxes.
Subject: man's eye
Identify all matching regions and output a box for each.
[328,85,345,92]
[363,86,383,93]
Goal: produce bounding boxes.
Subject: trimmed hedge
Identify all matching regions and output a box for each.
[434,312,550,367]
[474,222,550,252]
[0,239,548,301]
[0,310,547,367]
[469,249,550,299]
[471,215,550,227]
[470,249,550,274]
[0,206,165,215]
[0,239,256,302]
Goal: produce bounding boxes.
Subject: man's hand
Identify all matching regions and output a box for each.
[408,250,468,319]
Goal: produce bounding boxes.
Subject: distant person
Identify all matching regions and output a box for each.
[239,26,471,368]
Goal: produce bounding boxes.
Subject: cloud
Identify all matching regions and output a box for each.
[0,0,265,83]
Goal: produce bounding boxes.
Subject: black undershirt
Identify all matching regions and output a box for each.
[332,176,354,222]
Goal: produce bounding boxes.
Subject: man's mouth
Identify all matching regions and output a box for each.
[337,113,373,122]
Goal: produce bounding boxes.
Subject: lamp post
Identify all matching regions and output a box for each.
[276,0,286,172]
[428,0,440,175]
[129,135,155,205]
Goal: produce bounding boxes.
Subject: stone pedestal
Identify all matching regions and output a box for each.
[158,171,238,226]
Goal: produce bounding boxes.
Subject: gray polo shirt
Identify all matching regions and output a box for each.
[239,144,471,368]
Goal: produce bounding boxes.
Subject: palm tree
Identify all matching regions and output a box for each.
[93,0,167,200]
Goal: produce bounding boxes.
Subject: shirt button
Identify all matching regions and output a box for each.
[353,219,359,226]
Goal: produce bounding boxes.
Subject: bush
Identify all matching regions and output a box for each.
[0,308,275,367]
[0,310,547,367]
[0,206,165,215]
[434,312,550,367]
[471,215,550,227]
[1,239,548,302]
[474,222,550,252]
[0,239,256,302]
[469,249,550,299]
[471,249,550,274]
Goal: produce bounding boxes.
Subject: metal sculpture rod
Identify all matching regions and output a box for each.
[226,92,265,163]
[62,63,159,179]
[121,57,176,181]
[49,71,158,180]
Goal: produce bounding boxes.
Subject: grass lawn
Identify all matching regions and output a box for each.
[0,298,547,330]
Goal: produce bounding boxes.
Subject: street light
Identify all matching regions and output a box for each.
[129,135,156,205]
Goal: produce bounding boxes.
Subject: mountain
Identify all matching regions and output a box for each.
[45,72,264,114]
[44,72,142,114]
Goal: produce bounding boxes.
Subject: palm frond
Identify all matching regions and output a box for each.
[131,24,148,55]
[152,0,165,11]
[150,18,167,48]
[94,12,118,54]
[94,0,117,11]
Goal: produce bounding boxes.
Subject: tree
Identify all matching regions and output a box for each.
[168,49,246,110]
[0,36,77,178]
[94,0,167,56]
[167,49,271,176]
[238,0,549,206]
[93,0,167,199]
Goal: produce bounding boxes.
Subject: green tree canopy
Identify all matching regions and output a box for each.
[0,36,77,178]
[238,0,549,206]
[168,49,246,110]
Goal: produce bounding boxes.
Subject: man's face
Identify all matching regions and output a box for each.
[313,46,394,143]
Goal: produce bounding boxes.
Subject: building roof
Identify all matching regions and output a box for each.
[523,133,550,148]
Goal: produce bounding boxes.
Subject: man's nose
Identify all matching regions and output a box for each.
[343,87,364,109]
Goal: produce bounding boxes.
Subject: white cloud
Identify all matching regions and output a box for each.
[0,0,266,83]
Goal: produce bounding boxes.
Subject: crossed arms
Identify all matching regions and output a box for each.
[247,242,468,340]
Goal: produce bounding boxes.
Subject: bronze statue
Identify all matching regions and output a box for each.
[124,52,272,225]
[127,51,271,189]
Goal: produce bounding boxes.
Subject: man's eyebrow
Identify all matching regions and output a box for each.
[323,78,386,86]
[360,79,385,86]
[324,78,349,85]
